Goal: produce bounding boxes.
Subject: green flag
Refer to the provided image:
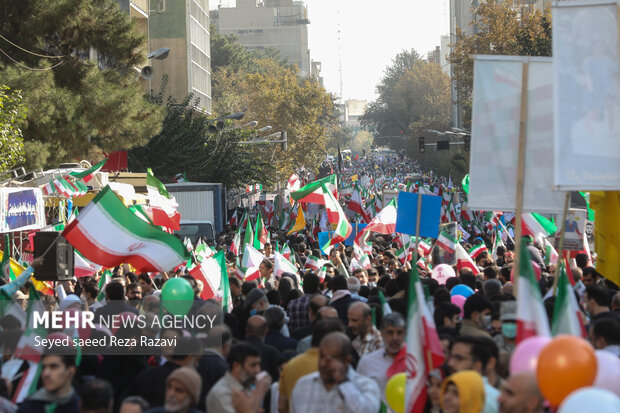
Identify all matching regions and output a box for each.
[1,234,15,281]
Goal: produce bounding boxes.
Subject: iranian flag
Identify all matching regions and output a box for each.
[41,182,55,196]
[243,217,254,249]
[322,182,352,249]
[74,250,101,278]
[348,188,371,223]
[405,264,445,413]
[146,168,181,231]
[522,213,557,239]
[436,231,457,254]
[354,198,397,248]
[468,242,488,259]
[274,251,298,278]
[287,173,300,204]
[492,229,505,261]
[290,174,338,205]
[253,213,268,250]
[62,186,189,273]
[242,243,264,270]
[544,238,558,266]
[516,245,551,344]
[455,243,480,275]
[190,251,228,302]
[281,243,291,260]
[305,255,327,271]
[69,158,107,182]
[230,228,241,256]
[551,260,586,338]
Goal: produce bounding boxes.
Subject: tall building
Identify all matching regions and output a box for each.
[342,99,367,136]
[148,0,212,113]
[211,0,312,77]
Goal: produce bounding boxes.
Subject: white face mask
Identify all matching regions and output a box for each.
[482,314,492,330]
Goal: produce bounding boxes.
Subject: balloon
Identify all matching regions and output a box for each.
[558,387,620,413]
[431,264,455,285]
[385,373,406,413]
[161,277,194,316]
[450,295,466,318]
[594,350,620,397]
[451,284,474,298]
[536,335,597,407]
[509,336,551,374]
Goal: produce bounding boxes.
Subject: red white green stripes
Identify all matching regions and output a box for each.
[62,186,189,273]
[552,261,586,338]
[516,246,551,343]
[436,231,457,254]
[290,174,338,205]
[322,182,352,249]
[455,243,479,275]
[468,242,488,259]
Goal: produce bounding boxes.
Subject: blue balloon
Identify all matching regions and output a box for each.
[451,284,475,298]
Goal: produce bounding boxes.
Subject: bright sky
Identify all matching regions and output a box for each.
[211,0,448,103]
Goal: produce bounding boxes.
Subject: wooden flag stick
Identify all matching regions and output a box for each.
[513,61,530,293]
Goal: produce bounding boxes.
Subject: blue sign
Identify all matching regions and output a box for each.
[395,192,442,238]
[6,189,38,230]
[345,223,367,246]
[318,231,333,256]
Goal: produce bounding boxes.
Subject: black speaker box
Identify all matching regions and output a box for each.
[33,232,74,281]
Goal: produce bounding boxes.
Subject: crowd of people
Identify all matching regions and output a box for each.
[0,154,618,413]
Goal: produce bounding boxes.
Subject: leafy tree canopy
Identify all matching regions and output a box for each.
[0,0,164,169]
[0,85,27,173]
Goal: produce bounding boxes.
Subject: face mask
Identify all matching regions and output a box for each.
[249,309,258,316]
[482,315,492,330]
[502,322,517,339]
[368,282,376,288]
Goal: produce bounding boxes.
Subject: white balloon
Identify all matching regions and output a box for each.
[594,350,620,397]
[431,264,455,285]
[558,387,620,413]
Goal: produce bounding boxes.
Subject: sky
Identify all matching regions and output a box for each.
[210,0,449,104]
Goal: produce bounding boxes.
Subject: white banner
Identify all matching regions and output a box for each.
[468,56,566,213]
[0,187,47,233]
[554,0,620,189]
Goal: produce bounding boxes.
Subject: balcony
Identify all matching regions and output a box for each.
[130,0,148,18]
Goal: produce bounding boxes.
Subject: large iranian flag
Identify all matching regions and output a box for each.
[62,186,189,272]
[516,245,551,343]
[190,251,228,302]
[322,182,352,248]
[353,197,398,250]
[290,174,338,205]
[522,213,557,239]
[552,261,586,338]
[405,264,445,413]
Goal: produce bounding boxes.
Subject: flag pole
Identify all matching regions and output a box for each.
[552,192,572,296]
[513,61,530,294]
[497,218,515,245]
[414,192,423,264]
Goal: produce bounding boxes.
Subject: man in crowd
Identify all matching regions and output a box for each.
[287,273,320,331]
[138,273,155,296]
[259,259,276,291]
[347,302,382,357]
[145,367,203,413]
[126,282,143,308]
[206,343,271,413]
[497,372,545,413]
[17,354,79,413]
[460,294,493,339]
[357,313,406,397]
[290,332,381,413]
[244,315,280,381]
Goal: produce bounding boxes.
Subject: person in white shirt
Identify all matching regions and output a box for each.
[290,332,380,413]
[356,312,406,396]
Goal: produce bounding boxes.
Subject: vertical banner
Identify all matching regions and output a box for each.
[0,188,47,232]
[468,56,566,213]
[554,0,620,189]
[557,209,588,251]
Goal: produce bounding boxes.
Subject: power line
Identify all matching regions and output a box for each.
[0,46,65,71]
[0,34,64,59]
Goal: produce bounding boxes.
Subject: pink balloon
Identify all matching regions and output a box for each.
[510,261,542,283]
[510,336,552,375]
[594,350,620,397]
[451,295,466,318]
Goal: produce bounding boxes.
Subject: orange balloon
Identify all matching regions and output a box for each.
[536,335,597,407]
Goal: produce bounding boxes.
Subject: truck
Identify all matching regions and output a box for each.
[165,182,226,243]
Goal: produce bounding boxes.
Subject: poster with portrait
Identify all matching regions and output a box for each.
[0,188,47,233]
[558,209,588,251]
[553,1,620,189]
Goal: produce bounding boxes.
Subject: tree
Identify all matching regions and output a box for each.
[212,59,337,182]
[128,83,275,189]
[0,0,164,169]
[351,131,373,155]
[327,126,353,153]
[0,85,26,172]
[448,0,551,125]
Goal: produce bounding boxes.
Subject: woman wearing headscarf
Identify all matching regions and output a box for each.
[440,370,485,413]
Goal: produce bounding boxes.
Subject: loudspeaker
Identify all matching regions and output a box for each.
[141,66,153,79]
[34,232,74,281]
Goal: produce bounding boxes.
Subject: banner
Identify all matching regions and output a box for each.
[0,188,46,233]
[468,56,565,213]
[554,1,620,189]
[395,192,442,238]
[558,209,588,251]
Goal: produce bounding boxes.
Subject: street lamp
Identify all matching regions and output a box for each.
[206,112,246,133]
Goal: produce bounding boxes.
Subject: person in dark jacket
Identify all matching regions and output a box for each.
[94,281,138,323]
[264,307,297,352]
[144,367,203,413]
[197,325,232,412]
[244,315,280,382]
[17,354,79,413]
[329,275,359,325]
